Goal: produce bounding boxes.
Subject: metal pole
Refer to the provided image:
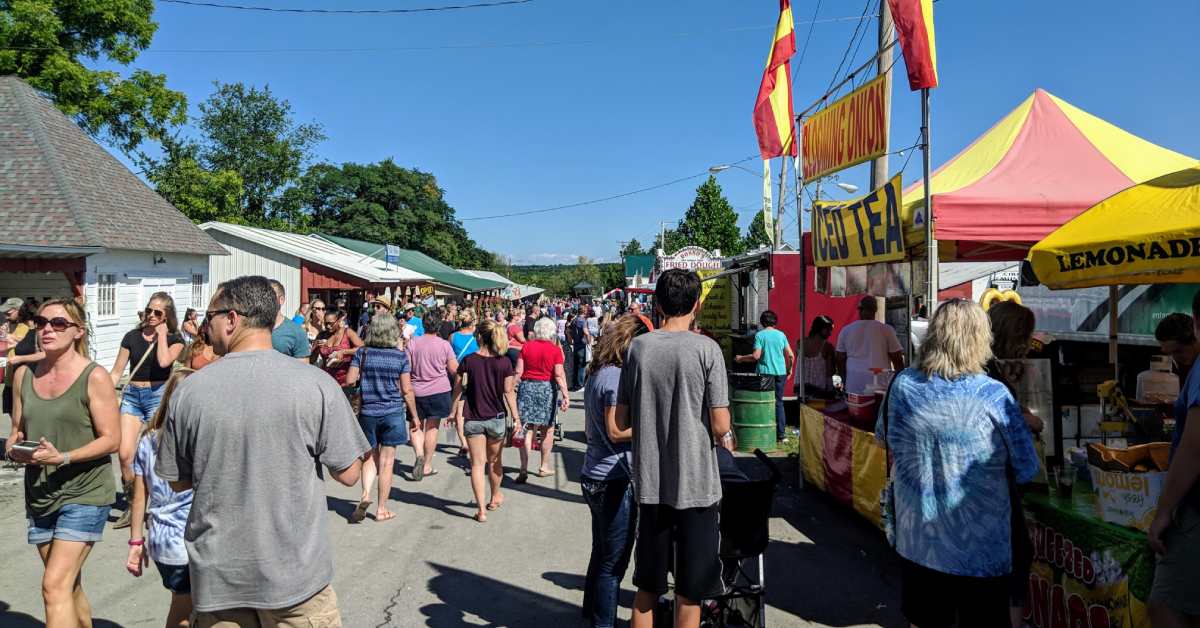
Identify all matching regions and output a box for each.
[870,0,893,191]
[922,88,938,310]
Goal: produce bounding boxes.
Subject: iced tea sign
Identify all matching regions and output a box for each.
[811,174,906,267]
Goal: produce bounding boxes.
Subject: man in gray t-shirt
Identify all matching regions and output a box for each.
[157,276,368,624]
[616,269,734,628]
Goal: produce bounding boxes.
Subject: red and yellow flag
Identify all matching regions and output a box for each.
[752,0,798,159]
[887,0,938,90]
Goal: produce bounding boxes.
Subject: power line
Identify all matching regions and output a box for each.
[460,154,759,221]
[0,15,877,54]
[157,0,533,14]
[824,0,875,96]
[791,0,823,80]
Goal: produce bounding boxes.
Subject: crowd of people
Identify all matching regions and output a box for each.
[2,272,1199,628]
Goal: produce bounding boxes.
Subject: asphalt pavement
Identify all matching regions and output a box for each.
[0,391,905,627]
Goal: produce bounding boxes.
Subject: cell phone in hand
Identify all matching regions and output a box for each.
[11,440,40,455]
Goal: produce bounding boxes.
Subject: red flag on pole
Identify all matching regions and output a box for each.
[887,0,939,90]
[752,0,798,159]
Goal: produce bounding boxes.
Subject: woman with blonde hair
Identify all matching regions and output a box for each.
[109,291,185,529]
[876,299,1040,628]
[452,318,519,522]
[125,369,195,627]
[581,314,651,628]
[5,298,120,627]
[514,317,571,481]
[181,320,217,370]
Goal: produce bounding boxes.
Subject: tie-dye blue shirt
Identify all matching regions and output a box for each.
[132,432,193,565]
[876,369,1040,577]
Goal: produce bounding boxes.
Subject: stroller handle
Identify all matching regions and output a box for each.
[752,448,783,483]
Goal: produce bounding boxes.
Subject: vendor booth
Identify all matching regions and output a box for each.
[797,89,1197,628]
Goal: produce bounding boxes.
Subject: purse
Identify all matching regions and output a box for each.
[349,347,367,416]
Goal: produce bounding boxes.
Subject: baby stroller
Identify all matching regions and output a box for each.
[657,449,781,628]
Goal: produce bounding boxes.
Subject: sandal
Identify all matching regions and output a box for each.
[515,473,528,484]
[536,469,556,478]
[413,457,425,481]
[375,510,396,522]
[349,499,371,524]
[424,468,440,478]
[473,512,487,523]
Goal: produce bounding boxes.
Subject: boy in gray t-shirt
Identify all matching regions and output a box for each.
[616,269,734,628]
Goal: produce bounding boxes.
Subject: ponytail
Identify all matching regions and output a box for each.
[477,319,509,355]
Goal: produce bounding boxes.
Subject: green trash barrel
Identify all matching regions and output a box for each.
[731,388,777,453]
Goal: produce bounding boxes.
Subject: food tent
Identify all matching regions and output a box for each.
[904,89,1196,262]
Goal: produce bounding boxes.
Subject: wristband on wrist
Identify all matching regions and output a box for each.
[128,539,144,547]
[61,451,70,466]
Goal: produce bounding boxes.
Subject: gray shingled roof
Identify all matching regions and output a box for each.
[0,76,226,256]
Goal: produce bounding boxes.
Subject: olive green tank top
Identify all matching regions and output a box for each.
[21,362,116,517]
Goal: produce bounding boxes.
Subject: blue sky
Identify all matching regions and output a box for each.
[117,0,1199,264]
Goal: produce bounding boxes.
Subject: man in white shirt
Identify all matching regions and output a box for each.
[835,296,905,394]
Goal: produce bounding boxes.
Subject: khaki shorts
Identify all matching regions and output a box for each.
[193,585,341,628]
[1150,505,1200,616]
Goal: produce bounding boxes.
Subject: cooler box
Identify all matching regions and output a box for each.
[846,393,879,431]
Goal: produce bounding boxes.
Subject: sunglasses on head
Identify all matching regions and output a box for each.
[33,316,79,332]
[145,307,165,317]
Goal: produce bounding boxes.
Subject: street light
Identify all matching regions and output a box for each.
[707,163,760,178]
[836,182,859,194]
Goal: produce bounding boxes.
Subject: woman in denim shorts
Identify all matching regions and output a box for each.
[5,298,120,627]
[108,292,185,529]
[452,319,520,523]
[345,313,420,523]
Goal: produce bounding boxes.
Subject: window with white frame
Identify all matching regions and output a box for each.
[192,274,204,309]
[97,273,117,317]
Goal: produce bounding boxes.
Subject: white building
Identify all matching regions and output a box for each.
[0,76,226,366]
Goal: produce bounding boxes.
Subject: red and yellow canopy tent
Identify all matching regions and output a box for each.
[903,89,1196,262]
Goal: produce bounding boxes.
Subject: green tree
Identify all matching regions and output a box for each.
[0,0,187,154]
[620,238,647,257]
[142,136,245,224]
[196,82,325,224]
[744,210,773,250]
[652,228,686,256]
[676,176,744,256]
[280,159,496,268]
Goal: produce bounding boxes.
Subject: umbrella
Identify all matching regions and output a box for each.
[1028,165,1200,289]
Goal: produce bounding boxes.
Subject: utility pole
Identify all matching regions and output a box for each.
[870,0,894,191]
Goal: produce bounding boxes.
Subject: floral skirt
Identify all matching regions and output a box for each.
[517,380,558,426]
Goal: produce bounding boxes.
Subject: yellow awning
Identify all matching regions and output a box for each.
[1027,165,1200,289]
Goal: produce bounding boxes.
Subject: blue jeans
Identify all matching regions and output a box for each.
[773,374,787,440]
[581,476,636,628]
[120,382,166,422]
[572,346,588,390]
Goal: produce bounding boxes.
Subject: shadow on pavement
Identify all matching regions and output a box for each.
[542,570,636,613]
[420,562,580,627]
[0,601,127,628]
[388,486,475,520]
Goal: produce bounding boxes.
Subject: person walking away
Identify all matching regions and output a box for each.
[876,299,1039,628]
[506,308,527,367]
[984,301,1045,628]
[126,369,196,628]
[156,275,369,626]
[437,307,456,340]
[4,298,45,418]
[582,315,651,628]
[515,317,570,482]
[836,295,905,394]
[452,319,519,522]
[181,309,200,344]
[345,314,418,523]
[268,279,311,362]
[735,310,795,441]
[4,298,119,628]
[800,315,836,397]
[571,309,593,391]
[450,309,480,459]
[407,311,458,480]
[316,309,364,392]
[108,292,185,529]
[614,269,735,628]
[1147,291,1200,628]
[181,320,218,370]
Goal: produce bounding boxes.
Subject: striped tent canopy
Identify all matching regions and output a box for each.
[904,89,1195,261]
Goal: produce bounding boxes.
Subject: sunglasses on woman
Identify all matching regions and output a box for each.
[32,316,79,332]
[145,307,165,317]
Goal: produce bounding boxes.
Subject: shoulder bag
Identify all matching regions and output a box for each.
[118,340,157,398]
[455,335,477,362]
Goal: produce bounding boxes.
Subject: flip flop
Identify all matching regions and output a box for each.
[515,473,528,484]
[424,468,440,478]
[349,499,371,524]
[473,512,487,523]
[536,469,556,478]
[375,511,396,522]
[413,457,425,481]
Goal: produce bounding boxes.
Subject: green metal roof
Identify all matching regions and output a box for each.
[315,234,506,292]
[624,255,655,278]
